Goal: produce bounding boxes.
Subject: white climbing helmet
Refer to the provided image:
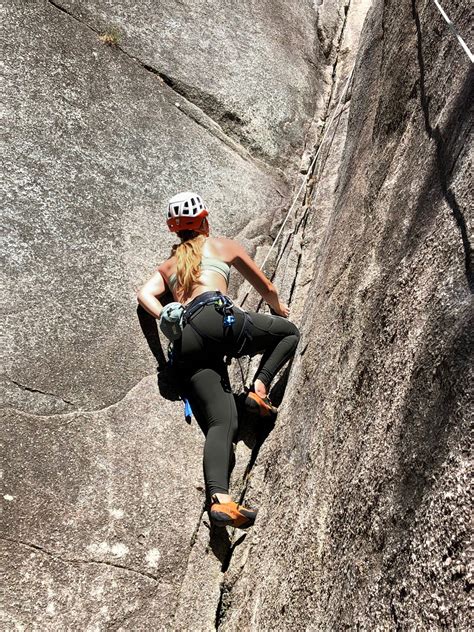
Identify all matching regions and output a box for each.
[166,191,209,234]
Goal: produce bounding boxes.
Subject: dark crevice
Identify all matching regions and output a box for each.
[189,499,206,548]
[214,581,226,629]
[221,533,246,574]
[411,0,473,292]
[242,415,276,482]
[74,557,158,582]
[446,125,472,181]
[304,0,353,194]
[151,73,280,170]
[212,19,358,628]
[172,497,211,621]
[8,378,75,407]
[390,600,402,632]
[46,0,76,20]
[214,536,248,628]
[289,252,303,304]
[5,374,157,421]
[213,11,358,624]
[214,534,247,629]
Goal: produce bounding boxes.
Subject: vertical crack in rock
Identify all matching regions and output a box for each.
[288,252,303,304]
[173,498,208,611]
[300,0,352,167]
[174,3,360,625]
[44,0,284,175]
[214,531,247,630]
[211,5,359,620]
[214,582,225,629]
[312,0,353,178]
[390,599,402,632]
[411,0,473,292]
[189,499,207,548]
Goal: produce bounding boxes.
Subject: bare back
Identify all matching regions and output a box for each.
[159,236,271,305]
[158,237,227,303]
[137,235,287,319]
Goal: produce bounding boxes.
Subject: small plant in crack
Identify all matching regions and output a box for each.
[99,27,121,47]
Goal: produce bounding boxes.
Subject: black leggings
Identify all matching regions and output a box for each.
[173,293,300,496]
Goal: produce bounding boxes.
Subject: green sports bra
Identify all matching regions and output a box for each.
[168,256,230,290]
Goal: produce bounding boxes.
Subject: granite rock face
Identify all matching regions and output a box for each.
[2,378,205,630]
[3,0,472,630]
[218,0,473,629]
[3,0,352,629]
[50,0,334,170]
[3,0,287,415]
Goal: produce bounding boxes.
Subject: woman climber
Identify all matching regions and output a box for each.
[137,192,300,529]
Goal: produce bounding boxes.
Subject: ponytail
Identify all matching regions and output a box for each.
[171,231,205,300]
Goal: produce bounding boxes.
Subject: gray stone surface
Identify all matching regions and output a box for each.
[2,376,205,629]
[3,0,472,629]
[218,0,473,629]
[51,0,343,170]
[3,0,288,415]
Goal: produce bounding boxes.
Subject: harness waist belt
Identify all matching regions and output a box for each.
[183,291,232,321]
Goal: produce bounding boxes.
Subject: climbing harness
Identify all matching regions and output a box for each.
[182,290,253,359]
[183,291,235,332]
[167,290,254,422]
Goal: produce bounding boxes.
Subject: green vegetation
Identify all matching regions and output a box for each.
[99,28,121,46]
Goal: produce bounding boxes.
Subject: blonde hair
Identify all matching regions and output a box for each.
[171,231,205,300]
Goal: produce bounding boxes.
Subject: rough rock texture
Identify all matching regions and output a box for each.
[49,0,333,170]
[3,0,356,629]
[2,378,205,630]
[3,0,472,630]
[3,0,287,415]
[218,0,473,630]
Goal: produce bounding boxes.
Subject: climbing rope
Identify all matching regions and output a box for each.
[431,0,473,63]
[239,64,356,309]
[240,0,472,312]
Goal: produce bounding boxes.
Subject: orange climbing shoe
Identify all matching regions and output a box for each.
[209,496,257,529]
[245,390,278,417]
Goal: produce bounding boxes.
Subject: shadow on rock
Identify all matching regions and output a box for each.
[410,0,473,291]
[136,303,167,369]
[207,521,234,566]
[236,363,293,479]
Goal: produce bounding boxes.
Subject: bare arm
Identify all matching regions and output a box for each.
[136,268,167,319]
[228,240,289,317]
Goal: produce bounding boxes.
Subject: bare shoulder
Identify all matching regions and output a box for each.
[157,256,176,275]
[205,236,244,261]
[207,235,235,248]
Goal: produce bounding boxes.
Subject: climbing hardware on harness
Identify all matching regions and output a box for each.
[183,291,251,358]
